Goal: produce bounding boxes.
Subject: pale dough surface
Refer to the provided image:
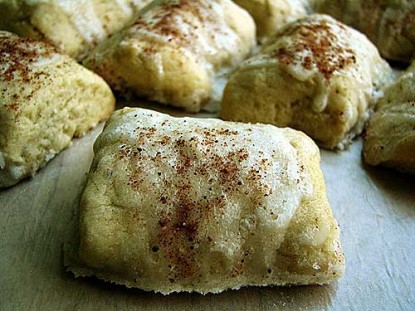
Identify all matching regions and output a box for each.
[83,0,256,112]
[0,31,115,188]
[233,0,309,40]
[312,0,415,62]
[0,0,152,60]
[221,14,393,150]
[68,107,344,294]
[364,63,415,173]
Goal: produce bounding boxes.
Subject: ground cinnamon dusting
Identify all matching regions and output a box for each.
[0,33,60,113]
[133,0,214,49]
[271,20,357,80]
[118,123,274,281]
[0,33,55,83]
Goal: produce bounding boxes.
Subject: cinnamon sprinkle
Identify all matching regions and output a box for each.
[271,20,357,80]
[118,125,274,281]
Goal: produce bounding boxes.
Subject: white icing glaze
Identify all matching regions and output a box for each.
[98,108,314,258]
[32,53,61,67]
[238,14,392,116]
[56,0,106,42]
[84,0,255,109]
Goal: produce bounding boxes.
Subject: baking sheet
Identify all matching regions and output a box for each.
[1,105,414,310]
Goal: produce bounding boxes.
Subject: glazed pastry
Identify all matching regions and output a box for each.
[67,107,345,294]
[221,14,393,150]
[364,63,415,173]
[0,31,115,188]
[312,0,415,62]
[0,0,152,60]
[83,0,256,112]
[233,0,309,41]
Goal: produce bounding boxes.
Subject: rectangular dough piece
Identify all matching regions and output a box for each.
[0,0,152,60]
[364,63,415,173]
[82,0,256,112]
[221,14,393,150]
[0,31,115,188]
[67,107,345,294]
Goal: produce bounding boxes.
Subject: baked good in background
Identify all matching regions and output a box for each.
[221,14,394,150]
[0,0,152,60]
[82,0,256,113]
[0,31,115,188]
[233,0,309,41]
[312,0,415,63]
[364,61,415,173]
[67,108,345,294]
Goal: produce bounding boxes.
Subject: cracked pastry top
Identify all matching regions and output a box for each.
[221,14,393,150]
[0,0,152,60]
[66,107,345,294]
[82,0,256,113]
[0,31,115,188]
[364,62,415,173]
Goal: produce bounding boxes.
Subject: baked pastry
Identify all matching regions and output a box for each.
[364,63,415,173]
[67,107,345,294]
[312,0,415,62]
[83,0,256,112]
[233,0,309,41]
[0,0,152,60]
[0,31,115,188]
[221,14,393,150]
